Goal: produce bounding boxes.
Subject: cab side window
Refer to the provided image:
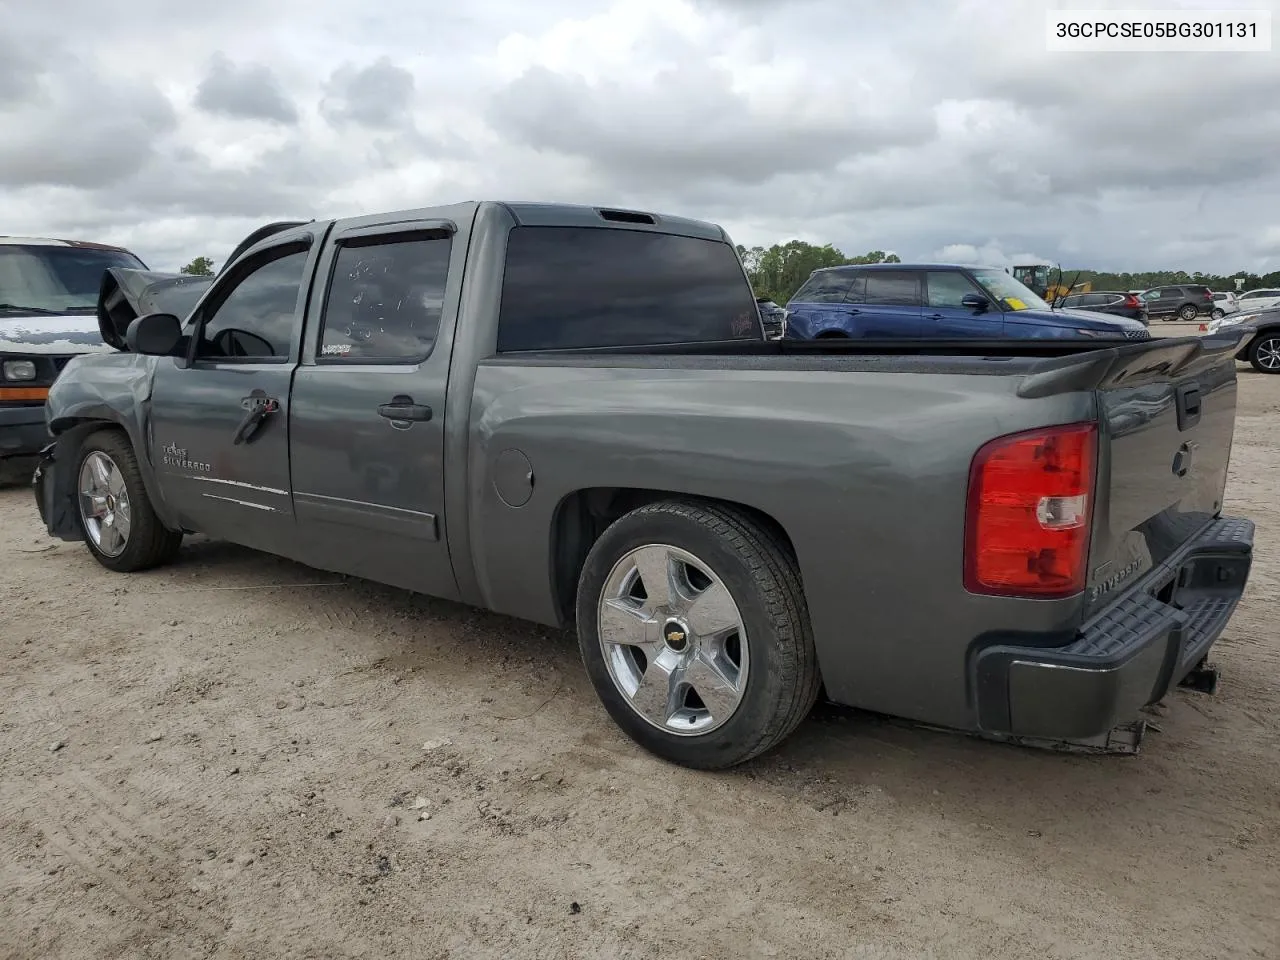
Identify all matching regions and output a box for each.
[195,247,309,362]
[318,232,452,363]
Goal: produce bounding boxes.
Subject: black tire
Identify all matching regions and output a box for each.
[1211,308,1225,320]
[1179,303,1199,321]
[1248,333,1280,374]
[575,498,820,769]
[74,430,183,572]
[815,331,849,338]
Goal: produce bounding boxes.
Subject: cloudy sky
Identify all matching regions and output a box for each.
[2,0,1278,273]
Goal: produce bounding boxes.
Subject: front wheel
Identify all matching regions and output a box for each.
[1248,334,1280,374]
[1179,303,1199,321]
[575,499,820,769]
[75,430,183,572]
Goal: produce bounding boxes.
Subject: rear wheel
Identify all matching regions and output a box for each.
[1179,303,1199,321]
[76,430,183,572]
[1211,308,1225,320]
[575,499,820,769]
[1248,334,1280,374]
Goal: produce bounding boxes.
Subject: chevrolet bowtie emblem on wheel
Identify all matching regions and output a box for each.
[666,630,685,644]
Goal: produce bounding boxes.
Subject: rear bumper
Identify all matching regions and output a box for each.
[0,404,49,459]
[973,515,1254,740]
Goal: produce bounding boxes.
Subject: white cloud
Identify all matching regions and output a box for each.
[1,0,1278,273]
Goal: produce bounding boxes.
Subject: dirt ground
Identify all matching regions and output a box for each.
[2,370,1277,960]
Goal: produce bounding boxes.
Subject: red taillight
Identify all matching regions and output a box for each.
[1124,294,1140,308]
[1203,291,1213,300]
[964,423,1097,599]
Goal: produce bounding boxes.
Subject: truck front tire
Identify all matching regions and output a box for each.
[75,430,183,573]
[575,499,820,769]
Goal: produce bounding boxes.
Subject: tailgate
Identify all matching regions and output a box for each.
[1081,336,1240,617]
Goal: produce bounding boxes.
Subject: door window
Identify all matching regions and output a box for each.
[195,246,309,362]
[318,232,452,363]
[864,271,921,307]
[925,271,982,308]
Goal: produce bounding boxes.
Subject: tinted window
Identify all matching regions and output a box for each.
[196,248,308,361]
[496,227,759,352]
[319,233,451,362]
[864,271,920,307]
[926,271,981,308]
[792,269,857,304]
[1061,295,1085,308]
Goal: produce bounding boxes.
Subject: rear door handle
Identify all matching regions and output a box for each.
[377,395,433,422]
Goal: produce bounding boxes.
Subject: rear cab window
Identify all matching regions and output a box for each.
[496,227,760,351]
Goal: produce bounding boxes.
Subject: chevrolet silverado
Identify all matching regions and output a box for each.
[31,201,1254,768]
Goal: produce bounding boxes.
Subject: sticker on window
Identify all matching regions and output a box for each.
[321,343,352,356]
[1005,297,1028,311]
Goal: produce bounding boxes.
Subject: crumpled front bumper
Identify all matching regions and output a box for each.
[973,515,1255,741]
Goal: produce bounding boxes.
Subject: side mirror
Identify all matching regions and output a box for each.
[961,293,989,312]
[125,312,185,357]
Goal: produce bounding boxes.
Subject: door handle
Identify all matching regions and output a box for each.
[377,395,433,422]
[926,312,944,320]
[232,392,279,445]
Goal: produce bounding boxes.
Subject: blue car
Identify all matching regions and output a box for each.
[783,263,1150,341]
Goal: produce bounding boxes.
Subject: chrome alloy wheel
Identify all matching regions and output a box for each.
[1255,337,1280,371]
[78,451,131,557]
[597,544,749,735]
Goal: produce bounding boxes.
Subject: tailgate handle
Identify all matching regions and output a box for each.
[1175,383,1201,431]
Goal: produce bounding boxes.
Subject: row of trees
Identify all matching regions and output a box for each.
[737,241,1280,305]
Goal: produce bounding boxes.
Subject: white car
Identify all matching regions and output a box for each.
[1210,291,1240,319]
[1235,288,1280,312]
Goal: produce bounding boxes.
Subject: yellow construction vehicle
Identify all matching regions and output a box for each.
[1011,264,1091,301]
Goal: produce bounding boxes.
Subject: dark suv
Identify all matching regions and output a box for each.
[1139,284,1215,321]
[1057,290,1148,324]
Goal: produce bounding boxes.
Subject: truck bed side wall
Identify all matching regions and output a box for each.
[463,359,1096,731]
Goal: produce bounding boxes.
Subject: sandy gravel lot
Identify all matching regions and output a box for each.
[1,368,1277,960]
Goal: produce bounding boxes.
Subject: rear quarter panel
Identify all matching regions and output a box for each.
[463,357,1096,731]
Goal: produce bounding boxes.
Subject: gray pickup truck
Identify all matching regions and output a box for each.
[32,201,1255,769]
